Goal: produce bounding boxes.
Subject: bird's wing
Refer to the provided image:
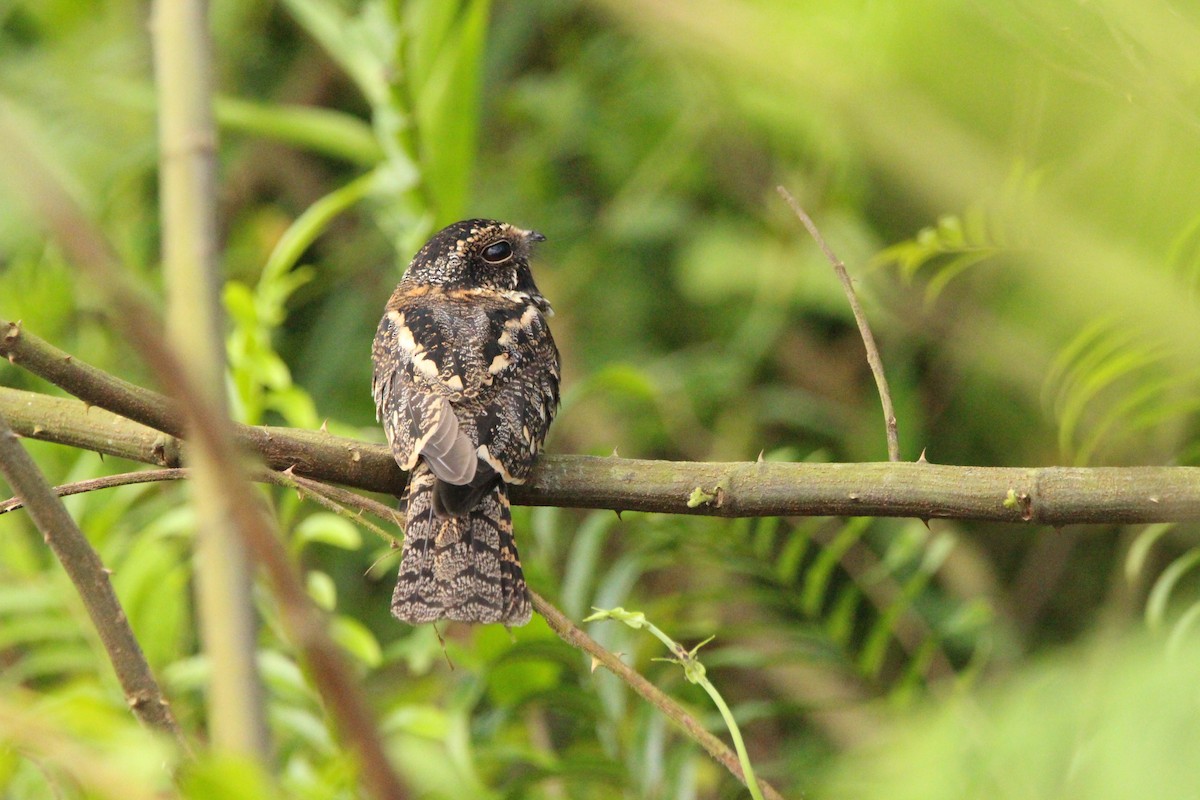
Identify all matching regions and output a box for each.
[372,301,480,486]
[473,300,561,485]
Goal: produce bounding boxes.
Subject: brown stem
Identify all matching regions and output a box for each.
[0,468,188,514]
[1,323,395,494]
[777,185,901,462]
[0,414,188,750]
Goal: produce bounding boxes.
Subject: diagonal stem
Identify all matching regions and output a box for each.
[531,594,788,800]
[0,414,188,750]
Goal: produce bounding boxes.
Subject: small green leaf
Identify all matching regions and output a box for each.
[294,512,362,551]
[306,571,336,611]
[381,705,450,739]
[584,606,646,628]
[331,616,383,667]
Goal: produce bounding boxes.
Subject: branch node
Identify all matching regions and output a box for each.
[686,484,725,509]
[1003,488,1034,521]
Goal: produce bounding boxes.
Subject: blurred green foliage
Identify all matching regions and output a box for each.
[1,0,1199,797]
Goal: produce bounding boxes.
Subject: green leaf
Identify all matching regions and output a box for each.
[1145,549,1200,631]
[410,0,490,220]
[216,96,383,166]
[261,170,379,285]
[305,571,337,611]
[294,512,362,551]
[330,615,383,667]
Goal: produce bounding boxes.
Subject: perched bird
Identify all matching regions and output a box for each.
[372,219,560,625]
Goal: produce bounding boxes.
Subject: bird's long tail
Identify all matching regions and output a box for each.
[391,461,532,625]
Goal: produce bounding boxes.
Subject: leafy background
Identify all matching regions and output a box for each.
[1,0,1199,797]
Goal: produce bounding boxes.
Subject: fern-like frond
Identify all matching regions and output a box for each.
[1042,319,1200,464]
[714,510,994,700]
[1127,522,1200,658]
[872,165,1040,304]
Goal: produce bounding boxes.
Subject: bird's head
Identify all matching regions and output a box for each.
[402,219,546,294]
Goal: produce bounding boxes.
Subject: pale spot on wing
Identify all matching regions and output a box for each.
[478,444,520,484]
[488,353,511,374]
[389,311,415,353]
[412,352,439,380]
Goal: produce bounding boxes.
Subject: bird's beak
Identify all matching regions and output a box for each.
[527,230,547,243]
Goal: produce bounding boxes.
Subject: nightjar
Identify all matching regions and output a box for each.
[371,219,560,625]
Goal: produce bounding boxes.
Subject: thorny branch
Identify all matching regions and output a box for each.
[4,378,1199,526]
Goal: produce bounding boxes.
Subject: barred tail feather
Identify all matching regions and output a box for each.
[392,462,532,626]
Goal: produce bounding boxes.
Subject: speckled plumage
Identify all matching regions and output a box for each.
[372,220,559,625]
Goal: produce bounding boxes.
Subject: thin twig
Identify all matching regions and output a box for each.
[777,186,901,462]
[278,470,403,545]
[0,415,189,750]
[0,468,188,514]
[0,468,402,549]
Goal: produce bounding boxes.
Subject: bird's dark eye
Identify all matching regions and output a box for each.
[481,240,513,263]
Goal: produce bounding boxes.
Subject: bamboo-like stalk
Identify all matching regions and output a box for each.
[4,384,1200,526]
[150,0,269,759]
